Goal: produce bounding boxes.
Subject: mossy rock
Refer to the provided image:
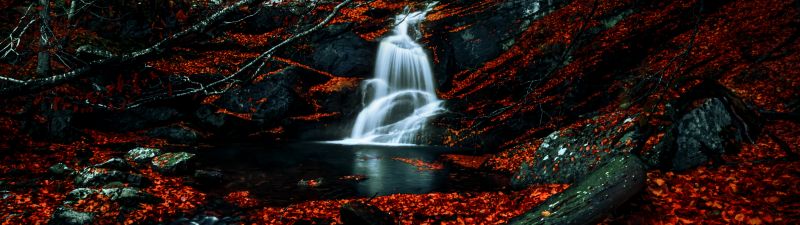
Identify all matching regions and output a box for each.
[151,152,195,174]
[125,147,162,164]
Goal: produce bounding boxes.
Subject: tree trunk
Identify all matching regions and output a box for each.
[37,0,50,77]
[507,155,646,225]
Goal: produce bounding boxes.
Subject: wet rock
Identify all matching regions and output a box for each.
[125,147,162,164]
[146,125,200,144]
[194,169,224,184]
[430,0,566,80]
[311,31,374,77]
[170,215,237,225]
[99,187,160,205]
[50,207,94,225]
[512,115,640,187]
[152,152,195,174]
[297,178,323,188]
[49,163,73,176]
[94,158,132,171]
[195,71,298,137]
[66,188,98,202]
[340,202,395,225]
[672,98,735,171]
[74,168,146,187]
[65,187,159,206]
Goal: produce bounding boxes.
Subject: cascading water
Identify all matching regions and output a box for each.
[338,4,443,145]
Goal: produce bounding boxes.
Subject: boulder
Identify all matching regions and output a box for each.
[512,115,639,187]
[672,98,735,171]
[195,71,298,136]
[49,207,94,225]
[49,163,73,176]
[152,152,195,174]
[311,31,374,77]
[65,187,159,206]
[99,187,160,205]
[146,125,200,144]
[66,188,98,202]
[429,0,567,80]
[125,147,162,164]
[74,168,146,187]
[94,158,132,171]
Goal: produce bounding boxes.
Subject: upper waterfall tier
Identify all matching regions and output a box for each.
[336,3,444,145]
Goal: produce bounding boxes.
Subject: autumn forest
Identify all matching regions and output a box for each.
[0,0,798,224]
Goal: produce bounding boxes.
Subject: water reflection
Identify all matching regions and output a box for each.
[351,148,436,195]
[192,143,503,205]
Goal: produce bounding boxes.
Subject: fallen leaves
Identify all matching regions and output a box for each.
[392,157,444,171]
[224,191,260,208]
[248,184,568,225]
[441,154,489,169]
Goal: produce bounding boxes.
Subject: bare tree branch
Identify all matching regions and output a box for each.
[0,0,269,97]
[0,3,37,59]
[87,0,354,111]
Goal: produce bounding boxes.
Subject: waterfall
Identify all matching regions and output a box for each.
[337,4,443,145]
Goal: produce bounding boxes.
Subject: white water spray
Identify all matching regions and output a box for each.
[337,4,443,145]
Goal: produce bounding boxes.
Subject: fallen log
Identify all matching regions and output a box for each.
[507,155,646,225]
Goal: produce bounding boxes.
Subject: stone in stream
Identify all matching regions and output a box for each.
[50,207,94,225]
[340,202,396,225]
[152,152,195,174]
[194,169,224,184]
[125,147,161,164]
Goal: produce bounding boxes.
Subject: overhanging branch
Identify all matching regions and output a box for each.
[0,0,267,97]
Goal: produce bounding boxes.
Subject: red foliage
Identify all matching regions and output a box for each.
[392,157,445,171]
[248,184,567,225]
[224,191,260,208]
[441,154,489,169]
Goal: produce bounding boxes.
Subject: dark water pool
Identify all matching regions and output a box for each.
[192,143,508,206]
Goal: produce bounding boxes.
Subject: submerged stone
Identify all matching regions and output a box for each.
[194,169,224,184]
